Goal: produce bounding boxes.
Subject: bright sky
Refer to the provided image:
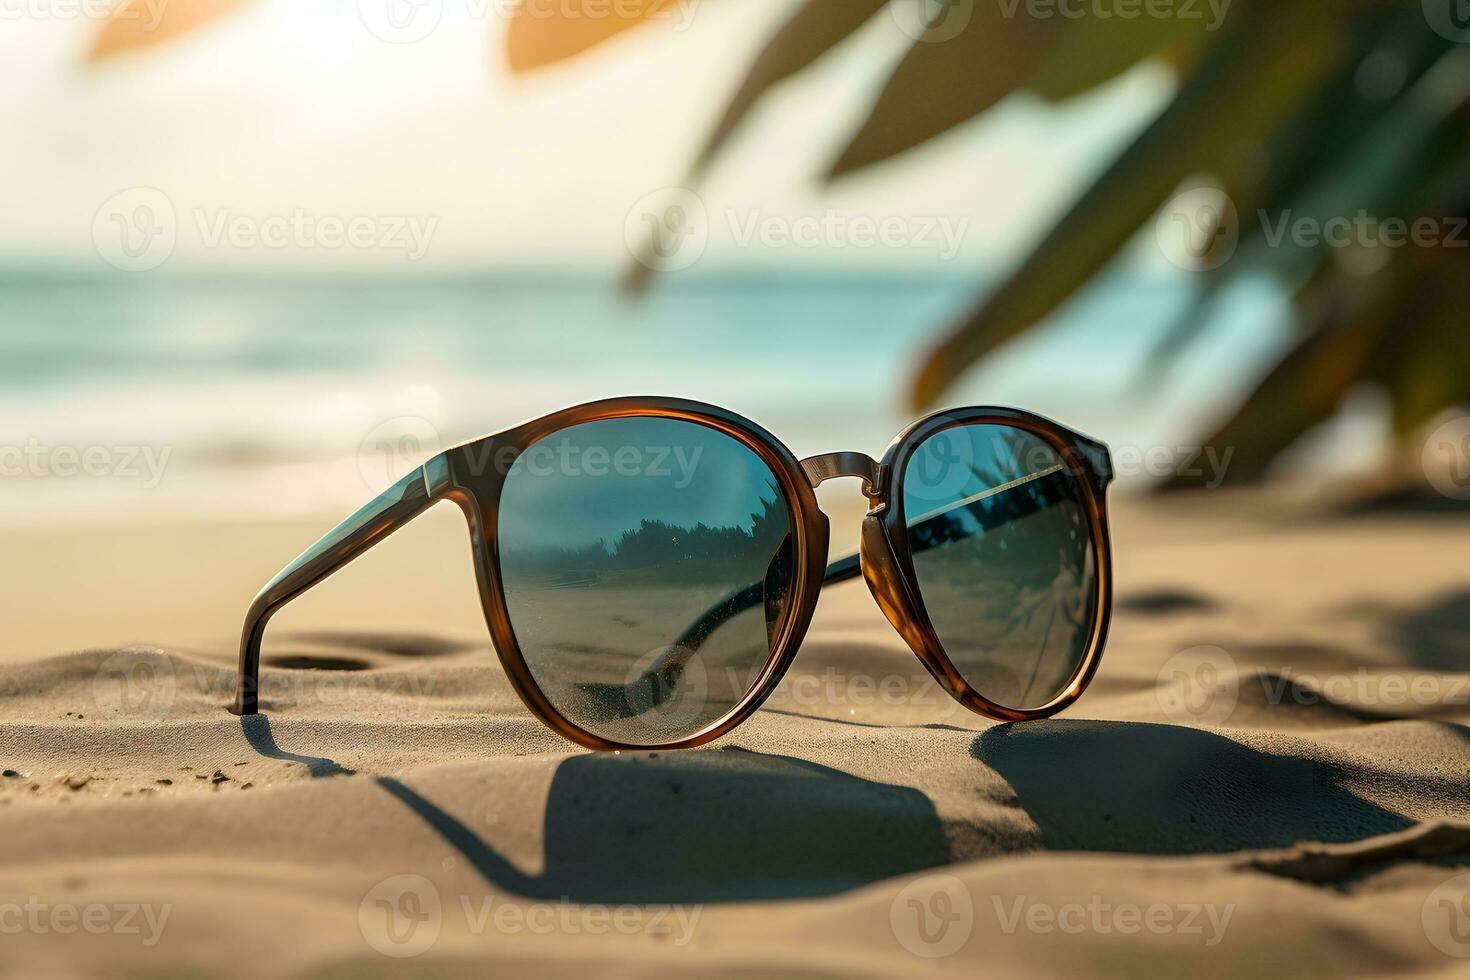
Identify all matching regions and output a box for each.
[1,0,1172,272]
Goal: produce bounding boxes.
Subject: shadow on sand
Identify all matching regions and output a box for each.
[239,711,1469,902]
[238,715,356,779]
[971,719,1439,853]
[239,717,948,903]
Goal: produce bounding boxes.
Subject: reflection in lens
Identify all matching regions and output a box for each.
[902,424,1098,711]
[497,417,793,744]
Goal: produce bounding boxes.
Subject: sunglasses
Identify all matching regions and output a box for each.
[231,397,1114,749]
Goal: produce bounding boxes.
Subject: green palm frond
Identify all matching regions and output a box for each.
[536,0,1469,487]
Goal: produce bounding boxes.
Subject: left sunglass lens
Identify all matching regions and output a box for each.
[496,416,796,745]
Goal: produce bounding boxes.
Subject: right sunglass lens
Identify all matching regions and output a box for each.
[901,424,1099,711]
[496,417,795,745]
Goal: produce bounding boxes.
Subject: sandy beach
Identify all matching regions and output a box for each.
[1,490,1468,976]
[6,0,1466,971]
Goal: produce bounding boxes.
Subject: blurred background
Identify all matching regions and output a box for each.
[3,0,1467,651]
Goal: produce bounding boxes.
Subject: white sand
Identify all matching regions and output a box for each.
[2,494,1469,976]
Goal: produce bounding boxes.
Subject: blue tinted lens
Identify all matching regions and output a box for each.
[902,424,1097,710]
[497,417,793,744]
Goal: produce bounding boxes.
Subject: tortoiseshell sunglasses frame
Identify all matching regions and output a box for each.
[232,396,1114,750]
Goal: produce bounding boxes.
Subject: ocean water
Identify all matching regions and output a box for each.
[0,267,1290,525]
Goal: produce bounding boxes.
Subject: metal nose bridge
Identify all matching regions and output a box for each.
[801,452,880,498]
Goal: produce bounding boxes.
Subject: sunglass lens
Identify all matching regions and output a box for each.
[901,424,1099,711]
[497,417,795,745]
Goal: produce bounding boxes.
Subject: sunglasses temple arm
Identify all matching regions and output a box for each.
[231,466,437,716]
